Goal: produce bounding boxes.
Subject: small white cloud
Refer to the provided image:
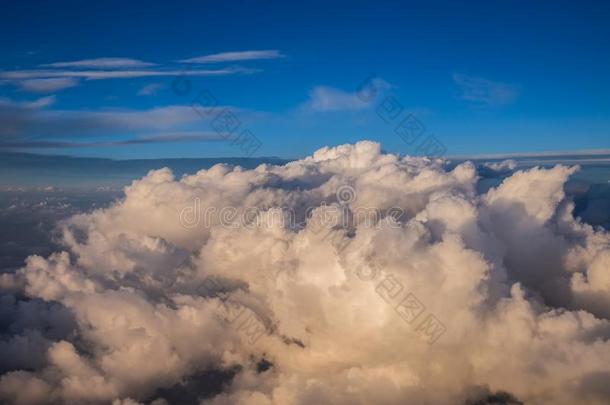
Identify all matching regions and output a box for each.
[302,78,391,112]
[453,73,520,106]
[40,57,156,69]
[18,78,79,93]
[179,50,284,63]
[305,86,365,112]
[483,159,518,172]
[137,83,163,96]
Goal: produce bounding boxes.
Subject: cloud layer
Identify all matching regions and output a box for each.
[1,141,610,404]
[0,97,231,148]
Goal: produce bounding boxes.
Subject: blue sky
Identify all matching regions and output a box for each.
[1,0,609,159]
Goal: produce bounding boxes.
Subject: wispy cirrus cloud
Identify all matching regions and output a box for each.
[115,131,226,144]
[0,131,227,148]
[40,57,156,69]
[0,67,255,81]
[137,83,164,96]
[303,86,367,112]
[0,104,206,137]
[0,95,56,109]
[179,49,284,63]
[301,78,391,112]
[0,51,279,93]
[17,78,80,93]
[0,94,239,147]
[453,73,520,106]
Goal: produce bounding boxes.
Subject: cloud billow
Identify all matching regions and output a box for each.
[1,141,610,404]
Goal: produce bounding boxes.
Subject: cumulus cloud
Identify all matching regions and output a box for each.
[1,141,610,404]
[476,159,519,179]
[483,159,517,172]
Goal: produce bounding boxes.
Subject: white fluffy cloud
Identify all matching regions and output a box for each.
[1,141,610,404]
[483,159,517,172]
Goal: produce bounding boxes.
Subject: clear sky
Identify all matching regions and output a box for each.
[1,0,609,159]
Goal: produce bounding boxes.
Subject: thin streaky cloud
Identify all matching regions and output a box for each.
[18,78,79,93]
[302,78,391,112]
[0,67,257,80]
[449,149,610,159]
[179,50,284,63]
[453,73,520,106]
[40,57,156,69]
[0,131,228,149]
[0,102,237,139]
[117,131,227,144]
[137,83,164,96]
[303,86,367,112]
[0,95,56,109]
